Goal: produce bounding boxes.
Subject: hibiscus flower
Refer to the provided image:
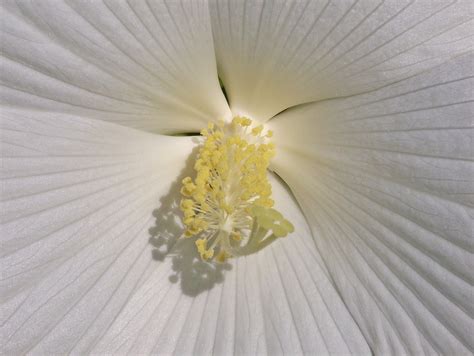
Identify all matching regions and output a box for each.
[1,0,472,354]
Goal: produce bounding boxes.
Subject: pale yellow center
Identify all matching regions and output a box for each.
[180,117,294,262]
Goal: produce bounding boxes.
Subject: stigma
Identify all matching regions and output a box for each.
[180,117,294,262]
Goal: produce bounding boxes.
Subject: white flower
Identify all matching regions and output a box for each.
[1,0,472,355]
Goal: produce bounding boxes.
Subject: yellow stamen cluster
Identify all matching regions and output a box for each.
[180,117,294,261]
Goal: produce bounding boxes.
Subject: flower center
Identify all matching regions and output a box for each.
[180,117,294,262]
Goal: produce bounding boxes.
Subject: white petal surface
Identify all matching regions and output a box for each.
[1,0,230,134]
[269,53,474,354]
[210,0,473,121]
[0,112,370,354]
[90,174,371,355]
[0,110,196,353]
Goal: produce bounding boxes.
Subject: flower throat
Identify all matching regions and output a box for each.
[180,117,294,262]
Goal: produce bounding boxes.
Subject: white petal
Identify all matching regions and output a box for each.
[0,109,196,353]
[1,0,230,134]
[268,53,474,354]
[210,0,473,121]
[90,173,370,355]
[0,111,371,354]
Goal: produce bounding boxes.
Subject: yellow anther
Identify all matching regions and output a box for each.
[184,216,194,225]
[180,118,294,261]
[180,184,196,197]
[232,117,242,126]
[241,118,252,126]
[251,125,263,136]
[195,238,207,254]
[182,177,192,185]
[183,209,195,218]
[180,199,194,210]
[203,249,214,260]
[216,250,229,263]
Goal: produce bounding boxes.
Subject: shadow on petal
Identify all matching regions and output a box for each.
[148,144,232,297]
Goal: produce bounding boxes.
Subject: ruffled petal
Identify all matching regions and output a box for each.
[268,53,474,354]
[1,0,230,134]
[210,0,473,121]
